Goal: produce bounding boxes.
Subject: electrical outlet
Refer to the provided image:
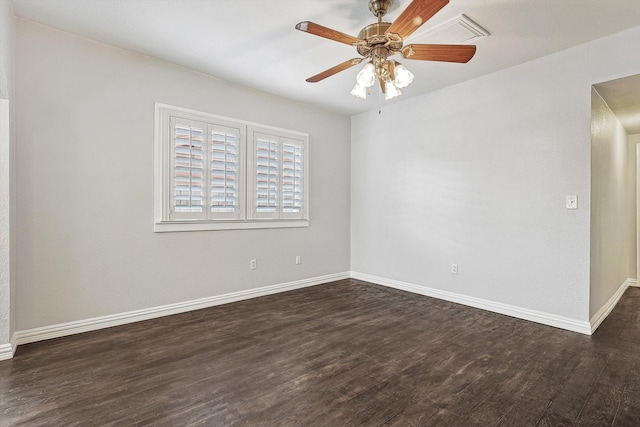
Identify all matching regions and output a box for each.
[295,256,301,265]
[451,264,458,275]
[250,259,257,270]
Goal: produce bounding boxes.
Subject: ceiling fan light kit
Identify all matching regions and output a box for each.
[295,0,477,101]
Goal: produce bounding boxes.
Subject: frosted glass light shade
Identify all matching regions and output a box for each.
[394,64,414,89]
[350,82,368,99]
[356,63,376,88]
[384,80,402,100]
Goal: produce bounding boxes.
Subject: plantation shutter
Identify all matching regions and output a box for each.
[170,117,243,220]
[281,139,304,219]
[249,127,307,220]
[255,133,279,218]
[171,117,205,219]
[209,124,242,220]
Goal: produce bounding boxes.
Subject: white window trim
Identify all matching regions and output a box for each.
[154,103,309,232]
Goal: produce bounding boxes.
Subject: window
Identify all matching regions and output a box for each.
[247,127,306,220]
[170,117,243,221]
[154,104,309,232]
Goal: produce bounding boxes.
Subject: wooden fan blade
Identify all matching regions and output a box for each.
[402,44,476,63]
[386,0,449,39]
[295,21,361,46]
[306,58,363,83]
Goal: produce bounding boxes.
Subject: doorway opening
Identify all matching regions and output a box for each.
[590,74,640,330]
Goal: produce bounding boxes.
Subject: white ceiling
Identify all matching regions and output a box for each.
[10,0,640,117]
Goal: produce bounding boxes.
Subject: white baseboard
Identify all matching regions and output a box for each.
[10,271,632,357]
[0,333,17,361]
[0,343,13,361]
[350,271,593,335]
[589,278,634,334]
[14,272,350,348]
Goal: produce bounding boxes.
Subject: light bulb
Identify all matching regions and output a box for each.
[350,82,368,100]
[356,63,376,88]
[394,64,414,89]
[384,80,402,100]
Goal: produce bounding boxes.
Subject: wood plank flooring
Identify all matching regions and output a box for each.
[2,279,640,426]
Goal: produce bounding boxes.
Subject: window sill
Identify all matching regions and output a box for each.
[154,219,309,233]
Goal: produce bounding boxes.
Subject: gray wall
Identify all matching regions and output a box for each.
[0,0,15,352]
[15,20,351,331]
[351,26,640,325]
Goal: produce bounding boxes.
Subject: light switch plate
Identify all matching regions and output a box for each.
[566,195,578,210]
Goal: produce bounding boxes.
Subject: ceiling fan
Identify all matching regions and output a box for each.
[295,0,477,100]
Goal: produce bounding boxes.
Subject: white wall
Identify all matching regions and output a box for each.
[0,0,15,355]
[590,88,636,317]
[15,20,351,331]
[351,26,640,326]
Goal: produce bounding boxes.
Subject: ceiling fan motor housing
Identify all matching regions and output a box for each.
[356,22,403,58]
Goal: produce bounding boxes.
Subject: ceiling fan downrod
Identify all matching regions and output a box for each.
[368,0,393,20]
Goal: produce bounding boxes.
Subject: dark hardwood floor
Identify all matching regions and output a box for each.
[2,279,640,426]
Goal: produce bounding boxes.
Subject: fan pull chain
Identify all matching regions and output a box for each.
[378,86,382,115]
